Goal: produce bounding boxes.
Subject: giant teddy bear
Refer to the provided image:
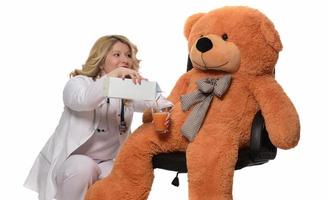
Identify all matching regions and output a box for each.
[85,6,300,200]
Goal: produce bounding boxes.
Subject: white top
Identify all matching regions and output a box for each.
[24,75,172,200]
[72,99,121,161]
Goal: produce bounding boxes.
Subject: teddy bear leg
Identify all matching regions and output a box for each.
[186,128,239,200]
[85,124,182,200]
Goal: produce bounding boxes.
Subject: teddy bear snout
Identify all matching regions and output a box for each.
[196,37,213,53]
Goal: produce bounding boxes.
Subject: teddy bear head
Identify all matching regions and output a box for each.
[184,6,282,76]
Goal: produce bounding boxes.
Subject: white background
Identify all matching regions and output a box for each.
[1,0,327,199]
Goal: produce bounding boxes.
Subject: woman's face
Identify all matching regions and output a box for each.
[102,41,133,73]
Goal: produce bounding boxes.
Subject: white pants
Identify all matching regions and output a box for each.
[55,155,113,200]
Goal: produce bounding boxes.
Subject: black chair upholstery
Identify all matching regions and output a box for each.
[152,111,277,173]
[152,57,277,185]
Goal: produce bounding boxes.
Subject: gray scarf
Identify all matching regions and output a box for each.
[180,75,232,141]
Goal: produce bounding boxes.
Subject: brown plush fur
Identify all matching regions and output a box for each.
[85,6,300,200]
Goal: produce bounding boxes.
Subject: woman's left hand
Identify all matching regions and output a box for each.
[163,112,171,133]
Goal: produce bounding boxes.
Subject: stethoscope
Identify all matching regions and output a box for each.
[96,98,127,135]
[118,99,127,135]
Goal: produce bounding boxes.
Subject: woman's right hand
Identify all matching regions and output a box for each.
[107,67,145,84]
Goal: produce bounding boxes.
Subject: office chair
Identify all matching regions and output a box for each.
[152,57,277,186]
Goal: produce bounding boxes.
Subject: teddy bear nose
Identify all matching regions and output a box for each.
[196,37,213,53]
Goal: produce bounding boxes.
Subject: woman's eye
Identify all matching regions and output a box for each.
[221,33,228,41]
[114,53,120,57]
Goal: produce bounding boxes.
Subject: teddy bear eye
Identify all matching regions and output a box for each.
[221,33,228,41]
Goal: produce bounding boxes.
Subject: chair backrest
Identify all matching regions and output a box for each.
[187,56,193,71]
[235,111,277,169]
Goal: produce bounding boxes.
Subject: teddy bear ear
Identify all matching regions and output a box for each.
[184,13,204,39]
[261,19,283,52]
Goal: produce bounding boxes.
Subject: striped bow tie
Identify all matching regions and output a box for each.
[180,75,232,141]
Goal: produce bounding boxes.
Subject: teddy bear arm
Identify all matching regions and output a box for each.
[167,72,190,104]
[250,76,300,149]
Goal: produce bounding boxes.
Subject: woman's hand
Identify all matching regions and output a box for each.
[163,112,171,133]
[159,107,172,134]
[107,67,145,84]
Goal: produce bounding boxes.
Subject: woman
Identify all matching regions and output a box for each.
[24,35,172,200]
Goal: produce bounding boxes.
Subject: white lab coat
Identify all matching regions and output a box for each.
[24,75,172,200]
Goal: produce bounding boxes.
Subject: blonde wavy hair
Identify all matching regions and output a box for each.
[70,35,140,79]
